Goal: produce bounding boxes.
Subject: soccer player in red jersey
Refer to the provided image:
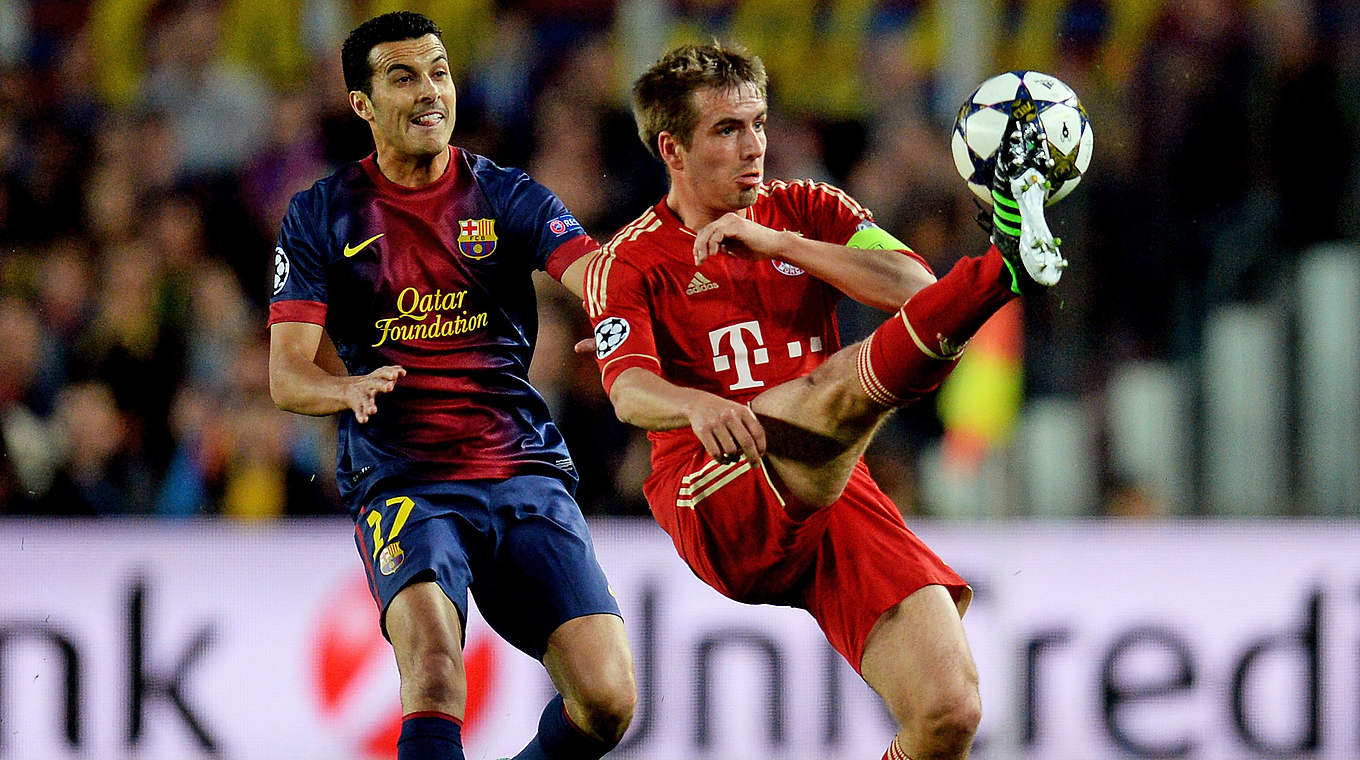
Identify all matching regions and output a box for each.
[585,44,1063,760]
[267,12,634,760]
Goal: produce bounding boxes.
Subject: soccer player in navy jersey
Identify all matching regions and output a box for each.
[584,44,1063,760]
[266,12,634,760]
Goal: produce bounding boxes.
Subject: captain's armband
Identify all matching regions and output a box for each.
[846,223,912,252]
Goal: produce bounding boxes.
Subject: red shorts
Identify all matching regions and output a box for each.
[645,450,969,672]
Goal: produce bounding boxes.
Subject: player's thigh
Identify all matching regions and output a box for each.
[750,341,880,444]
[750,344,884,511]
[803,465,969,669]
[860,584,979,724]
[542,613,636,705]
[471,475,622,660]
[353,483,477,643]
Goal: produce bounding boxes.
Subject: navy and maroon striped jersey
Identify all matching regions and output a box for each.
[268,146,595,506]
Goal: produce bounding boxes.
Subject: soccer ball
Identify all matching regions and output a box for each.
[951,70,1094,206]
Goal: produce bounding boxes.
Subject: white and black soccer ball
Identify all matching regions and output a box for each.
[951,70,1094,206]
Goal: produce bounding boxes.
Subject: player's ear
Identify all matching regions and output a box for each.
[349,90,374,122]
[658,131,684,171]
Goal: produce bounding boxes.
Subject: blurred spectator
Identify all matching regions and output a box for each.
[0,296,58,513]
[45,380,155,515]
[138,0,270,181]
[69,236,185,468]
[0,1,32,66]
[241,91,330,244]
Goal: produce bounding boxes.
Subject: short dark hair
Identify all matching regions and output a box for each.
[341,11,443,95]
[632,42,768,161]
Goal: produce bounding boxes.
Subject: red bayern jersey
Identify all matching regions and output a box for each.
[585,179,917,461]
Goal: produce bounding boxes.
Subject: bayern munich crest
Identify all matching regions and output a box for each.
[458,218,498,259]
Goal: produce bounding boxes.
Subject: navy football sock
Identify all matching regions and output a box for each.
[397,712,464,760]
[511,694,616,760]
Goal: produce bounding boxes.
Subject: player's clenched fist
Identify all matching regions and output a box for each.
[347,365,405,423]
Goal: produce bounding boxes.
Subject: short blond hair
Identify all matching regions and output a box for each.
[632,42,768,161]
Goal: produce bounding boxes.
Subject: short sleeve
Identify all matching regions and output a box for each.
[267,189,330,327]
[585,254,662,395]
[477,161,595,280]
[788,180,929,271]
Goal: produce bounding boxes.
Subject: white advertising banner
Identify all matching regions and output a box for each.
[1,519,1358,760]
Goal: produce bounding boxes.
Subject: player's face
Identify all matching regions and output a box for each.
[676,84,767,213]
[358,34,456,159]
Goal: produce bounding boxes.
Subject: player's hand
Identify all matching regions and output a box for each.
[692,212,789,266]
[574,337,597,356]
[346,365,405,424]
[685,393,766,464]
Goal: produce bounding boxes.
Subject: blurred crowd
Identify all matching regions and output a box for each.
[0,0,1356,518]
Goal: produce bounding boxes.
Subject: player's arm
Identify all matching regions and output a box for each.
[693,213,935,311]
[268,321,405,424]
[556,249,594,301]
[610,367,766,463]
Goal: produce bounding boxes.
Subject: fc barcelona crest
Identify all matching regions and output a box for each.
[458,218,498,259]
[378,541,405,576]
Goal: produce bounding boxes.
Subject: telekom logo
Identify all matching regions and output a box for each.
[311,575,499,759]
[709,321,769,391]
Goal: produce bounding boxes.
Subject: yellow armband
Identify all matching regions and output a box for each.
[846,224,912,252]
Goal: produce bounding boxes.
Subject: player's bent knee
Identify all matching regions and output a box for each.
[577,678,637,743]
[401,648,467,709]
[908,682,981,752]
[575,655,637,742]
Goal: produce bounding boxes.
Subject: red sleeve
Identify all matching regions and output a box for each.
[789,180,930,272]
[267,299,327,327]
[584,253,662,395]
[544,235,599,282]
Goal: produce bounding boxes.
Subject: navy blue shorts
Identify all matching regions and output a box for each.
[353,475,620,660]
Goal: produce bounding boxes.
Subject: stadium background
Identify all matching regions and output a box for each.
[0,0,1357,758]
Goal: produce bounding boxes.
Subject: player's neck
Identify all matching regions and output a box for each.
[665,188,745,231]
[374,145,452,188]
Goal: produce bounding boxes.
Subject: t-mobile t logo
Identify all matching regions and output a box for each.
[709,320,769,391]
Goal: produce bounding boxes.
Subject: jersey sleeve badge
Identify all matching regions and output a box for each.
[273,246,290,295]
[547,212,585,238]
[594,317,631,358]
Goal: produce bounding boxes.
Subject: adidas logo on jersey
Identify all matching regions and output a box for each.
[686,272,719,295]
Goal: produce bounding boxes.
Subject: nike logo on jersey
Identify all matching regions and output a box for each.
[343,233,384,258]
[686,272,719,295]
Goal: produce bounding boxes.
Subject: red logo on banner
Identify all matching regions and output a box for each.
[312,575,500,758]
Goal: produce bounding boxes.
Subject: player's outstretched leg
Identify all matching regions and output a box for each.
[509,614,635,760]
[508,694,617,760]
[858,106,1065,409]
[748,107,1069,514]
[862,585,981,760]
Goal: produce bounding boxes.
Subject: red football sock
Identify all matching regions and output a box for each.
[857,245,1013,406]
